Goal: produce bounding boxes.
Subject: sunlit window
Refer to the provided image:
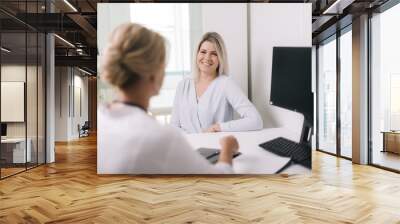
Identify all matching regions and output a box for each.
[371,2,400,170]
[318,37,337,154]
[130,4,191,114]
[390,74,400,130]
[340,29,352,158]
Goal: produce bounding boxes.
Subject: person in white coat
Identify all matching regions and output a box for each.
[170,32,263,133]
[98,23,239,174]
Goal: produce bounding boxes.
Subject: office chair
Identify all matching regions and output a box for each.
[79,121,90,138]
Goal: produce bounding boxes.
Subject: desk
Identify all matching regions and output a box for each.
[1,138,32,164]
[186,128,311,174]
[382,131,400,154]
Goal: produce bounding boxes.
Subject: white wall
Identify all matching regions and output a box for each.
[80,76,89,123]
[1,67,25,123]
[201,3,248,95]
[250,3,312,141]
[55,67,89,141]
[73,74,89,137]
[55,67,68,141]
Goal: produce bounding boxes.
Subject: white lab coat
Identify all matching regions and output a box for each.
[170,75,263,133]
[97,103,233,174]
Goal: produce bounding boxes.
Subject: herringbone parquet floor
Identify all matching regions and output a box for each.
[1,134,400,223]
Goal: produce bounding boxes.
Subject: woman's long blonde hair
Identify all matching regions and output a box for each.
[193,32,229,80]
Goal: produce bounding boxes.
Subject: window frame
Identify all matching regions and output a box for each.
[316,24,353,161]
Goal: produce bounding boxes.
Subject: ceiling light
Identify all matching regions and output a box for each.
[323,0,341,14]
[78,67,92,76]
[63,0,78,12]
[323,0,355,15]
[54,34,75,48]
[1,47,11,53]
[76,48,86,55]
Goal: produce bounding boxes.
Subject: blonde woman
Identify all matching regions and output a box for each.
[171,32,263,133]
[98,23,239,174]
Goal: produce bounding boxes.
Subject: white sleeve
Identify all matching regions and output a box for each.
[162,128,233,174]
[170,82,182,129]
[219,78,263,132]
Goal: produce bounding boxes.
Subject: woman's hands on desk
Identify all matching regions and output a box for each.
[218,135,239,165]
[204,123,221,133]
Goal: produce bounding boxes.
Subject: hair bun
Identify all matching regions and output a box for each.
[100,23,166,90]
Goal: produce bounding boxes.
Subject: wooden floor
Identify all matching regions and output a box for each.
[1,163,44,178]
[1,167,26,178]
[1,135,400,223]
[372,150,400,171]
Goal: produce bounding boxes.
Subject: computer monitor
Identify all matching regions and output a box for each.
[1,123,7,137]
[270,47,313,144]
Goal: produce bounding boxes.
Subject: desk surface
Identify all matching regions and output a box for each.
[1,138,27,143]
[186,128,311,174]
[381,131,400,134]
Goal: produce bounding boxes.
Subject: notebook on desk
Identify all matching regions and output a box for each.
[197,147,241,164]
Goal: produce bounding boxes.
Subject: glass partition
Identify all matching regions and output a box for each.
[370,3,400,171]
[317,36,337,155]
[339,28,352,158]
[0,1,46,179]
[1,30,28,177]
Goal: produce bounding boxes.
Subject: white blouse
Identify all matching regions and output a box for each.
[98,103,233,174]
[170,75,263,133]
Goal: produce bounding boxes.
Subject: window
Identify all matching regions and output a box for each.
[370,2,400,171]
[317,24,353,159]
[130,4,192,121]
[339,28,352,158]
[390,74,400,130]
[318,36,337,155]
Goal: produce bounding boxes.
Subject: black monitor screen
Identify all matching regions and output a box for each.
[270,47,313,124]
[1,123,7,136]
